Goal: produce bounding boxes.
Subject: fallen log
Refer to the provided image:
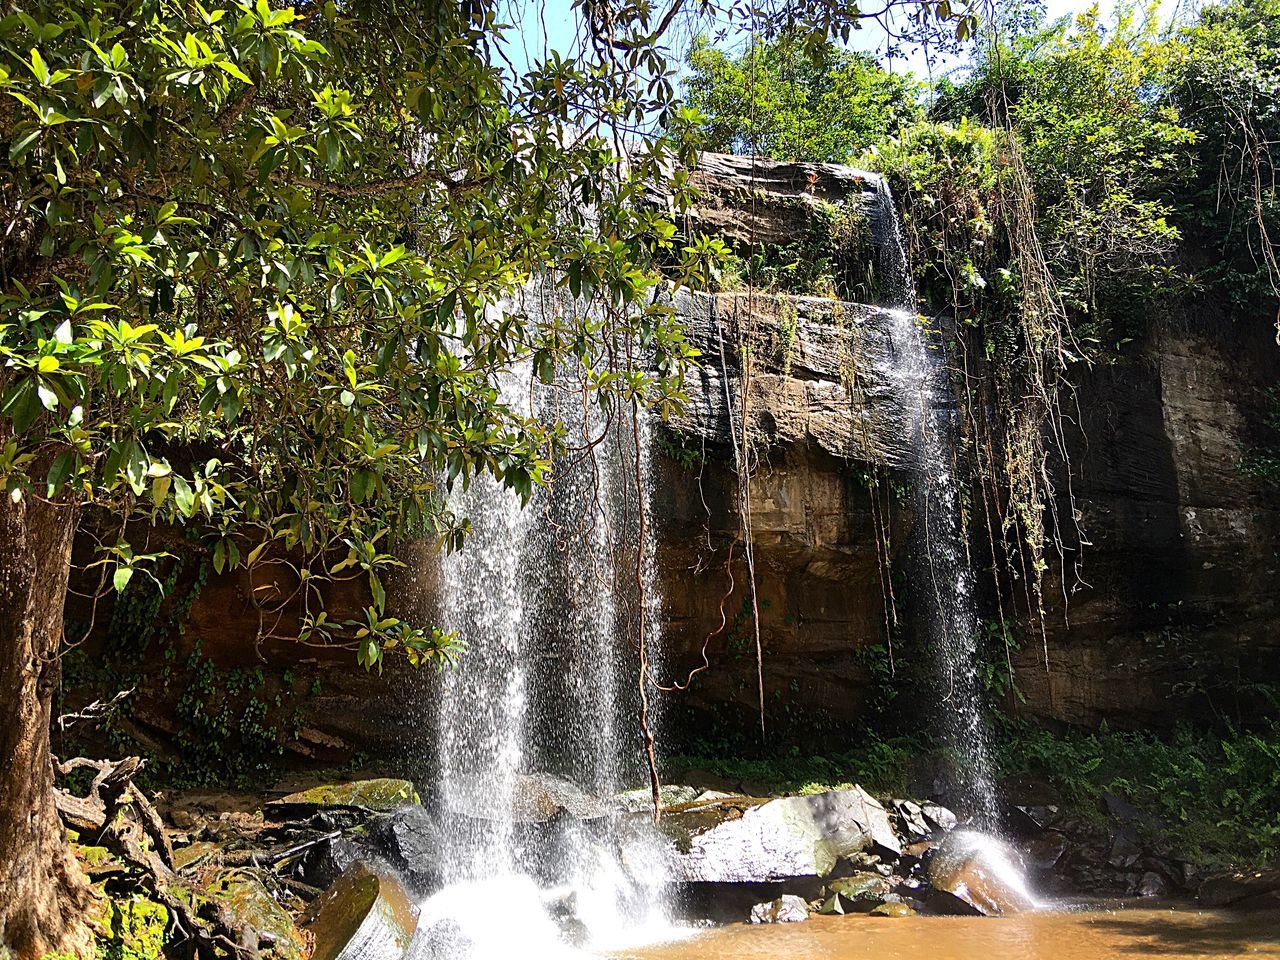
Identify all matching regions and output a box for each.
[53,755,263,960]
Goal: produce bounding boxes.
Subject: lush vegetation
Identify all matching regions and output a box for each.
[0,1,981,955]
[677,0,1280,875]
[672,719,1280,869]
[684,33,921,161]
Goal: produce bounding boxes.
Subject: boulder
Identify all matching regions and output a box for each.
[891,800,931,842]
[927,831,1039,917]
[870,901,917,918]
[1199,869,1280,910]
[662,786,900,884]
[749,895,809,924]
[206,872,307,960]
[816,873,891,914]
[441,772,611,823]
[366,804,441,892]
[305,863,419,960]
[266,779,419,818]
[1139,871,1169,898]
[295,834,374,892]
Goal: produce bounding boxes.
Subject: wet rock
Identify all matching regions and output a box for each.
[1107,828,1143,869]
[662,786,900,883]
[267,779,419,819]
[296,835,372,892]
[891,800,931,842]
[1023,831,1069,871]
[614,784,725,812]
[366,805,441,893]
[206,872,307,960]
[817,874,891,914]
[749,895,809,923]
[1138,871,1168,898]
[1007,804,1059,837]
[304,863,419,960]
[927,831,1039,917]
[871,901,917,918]
[921,802,957,835]
[924,890,985,916]
[443,772,611,823]
[1199,869,1280,910]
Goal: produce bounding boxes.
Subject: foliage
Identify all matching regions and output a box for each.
[668,736,923,797]
[1167,0,1280,317]
[976,6,1192,337]
[723,198,877,300]
[0,0,713,670]
[999,719,1280,868]
[862,119,1004,314]
[684,33,922,162]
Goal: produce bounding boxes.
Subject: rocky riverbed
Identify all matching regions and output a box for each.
[70,772,1280,960]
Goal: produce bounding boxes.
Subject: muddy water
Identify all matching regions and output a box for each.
[610,905,1280,960]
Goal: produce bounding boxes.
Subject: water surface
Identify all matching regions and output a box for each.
[611,906,1280,960]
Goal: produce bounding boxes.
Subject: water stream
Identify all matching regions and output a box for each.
[411,295,673,959]
[873,179,999,824]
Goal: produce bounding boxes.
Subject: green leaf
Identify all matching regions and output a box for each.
[152,473,171,506]
[45,450,75,496]
[173,475,196,517]
[3,381,41,432]
[113,566,134,593]
[216,59,253,84]
[10,129,42,162]
[29,48,49,85]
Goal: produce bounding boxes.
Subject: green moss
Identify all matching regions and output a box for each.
[100,897,167,960]
[668,737,921,799]
[272,778,418,811]
[206,873,305,960]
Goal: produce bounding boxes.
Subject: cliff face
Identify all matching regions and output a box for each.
[64,153,1280,766]
[653,154,1280,741]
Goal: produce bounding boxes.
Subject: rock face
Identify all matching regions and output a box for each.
[748,894,809,923]
[661,786,899,883]
[1199,869,1280,910]
[927,831,1039,917]
[305,863,419,960]
[60,150,1280,759]
[650,156,1280,741]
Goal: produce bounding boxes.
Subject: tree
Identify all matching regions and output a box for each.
[0,0,975,954]
[1168,0,1280,323]
[0,0,708,952]
[683,33,922,162]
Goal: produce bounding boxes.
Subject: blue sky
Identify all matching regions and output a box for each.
[499,0,1135,79]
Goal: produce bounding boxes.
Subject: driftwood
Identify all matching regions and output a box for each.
[55,687,136,733]
[53,756,262,960]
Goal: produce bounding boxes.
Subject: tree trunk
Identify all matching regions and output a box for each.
[0,489,95,958]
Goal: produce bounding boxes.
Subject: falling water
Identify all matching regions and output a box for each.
[873,178,999,825]
[411,292,674,959]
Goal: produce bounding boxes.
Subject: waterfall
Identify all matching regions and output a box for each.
[411,292,673,959]
[874,179,999,825]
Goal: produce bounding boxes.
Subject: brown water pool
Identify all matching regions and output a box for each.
[610,905,1280,960]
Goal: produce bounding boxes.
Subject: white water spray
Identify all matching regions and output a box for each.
[874,178,1000,826]
[412,293,676,960]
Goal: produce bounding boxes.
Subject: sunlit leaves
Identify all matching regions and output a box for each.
[0,0,718,671]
